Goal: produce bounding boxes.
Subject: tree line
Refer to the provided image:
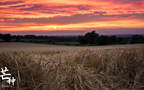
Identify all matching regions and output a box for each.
[0,31,144,45]
[0,34,77,43]
[78,31,144,45]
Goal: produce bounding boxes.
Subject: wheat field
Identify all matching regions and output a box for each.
[0,43,144,90]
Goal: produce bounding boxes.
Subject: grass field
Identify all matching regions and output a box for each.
[0,43,144,90]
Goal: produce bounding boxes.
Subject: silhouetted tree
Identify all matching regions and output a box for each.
[24,35,36,39]
[1,34,12,42]
[78,31,99,44]
[77,31,137,45]
[85,31,99,44]
[78,36,87,44]
[13,35,22,42]
[131,35,144,43]
[97,35,109,45]
[0,34,2,38]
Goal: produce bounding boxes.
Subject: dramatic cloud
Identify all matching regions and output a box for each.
[0,1,23,5]
[0,0,144,35]
[1,13,144,25]
[94,11,107,15]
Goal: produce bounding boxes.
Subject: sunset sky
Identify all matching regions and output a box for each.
[0,0,144,35]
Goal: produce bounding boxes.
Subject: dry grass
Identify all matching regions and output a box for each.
[0,43,144,90]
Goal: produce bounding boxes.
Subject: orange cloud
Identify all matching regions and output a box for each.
[0,0,144,34]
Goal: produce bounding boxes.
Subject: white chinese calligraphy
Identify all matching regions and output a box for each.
[0,67,16,86]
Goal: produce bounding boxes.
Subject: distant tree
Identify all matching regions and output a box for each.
[117,37,128,44]
[131,35,144,43]
[78,36,87,44]
[1,34,12,42]
[24,35,36,39]
[84,31,99,44]
[14,35,22,42]
[78,31,99,44]
[77,31,132,45]
[97,35,109,45]
[0,34,3,41]
[109,36,117,44]
[0,34,2,38]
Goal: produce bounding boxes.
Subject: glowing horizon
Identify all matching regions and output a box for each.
[0,0,144,35]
